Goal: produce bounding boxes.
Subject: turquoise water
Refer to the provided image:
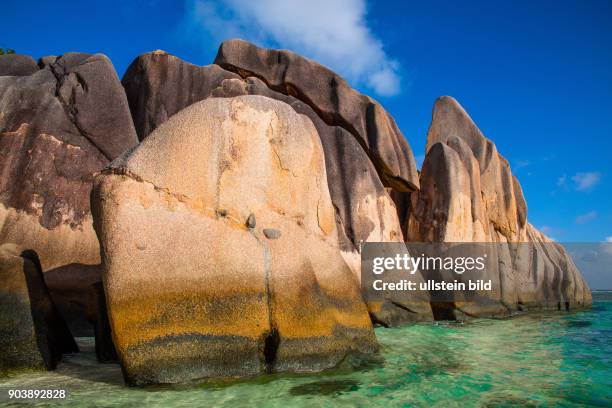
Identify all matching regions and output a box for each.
[1,293,611,407]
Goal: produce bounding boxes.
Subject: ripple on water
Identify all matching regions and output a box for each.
[289,379,360,396]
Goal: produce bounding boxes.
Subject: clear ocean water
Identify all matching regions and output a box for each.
[1,292,610,407]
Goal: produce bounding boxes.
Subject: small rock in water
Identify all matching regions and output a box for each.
[246,213,256,229]
[263,228,281,239]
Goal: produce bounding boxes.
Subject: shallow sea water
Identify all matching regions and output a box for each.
[1,293,611,407]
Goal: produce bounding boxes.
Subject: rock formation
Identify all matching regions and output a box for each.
[0,43,593,384]
[121,46,412,253]
[407,96,592,317]
[214,39,419,192]
[0,54,38,76]
[122,50,240,140]
[91,96,377,385]
[0,244,78,373]
[211,77,406,273]
[121,43,430,324]
[0,52,139,334]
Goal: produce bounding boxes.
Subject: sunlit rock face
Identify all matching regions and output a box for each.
[407,96,592,317]
[91,96,378,385]
[214,39,420,192]
[121,42,430,324]
[0,53,139,334]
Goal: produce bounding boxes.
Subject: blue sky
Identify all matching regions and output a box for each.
[2,0,611,243]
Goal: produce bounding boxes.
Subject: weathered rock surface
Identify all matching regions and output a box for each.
[211,77,405,270]
[0,244,78,373]
[92,96,377,385]
[122,50,240,140]
[407,96,592,317]
[43,263,102,335]
[0,54,38,76]
[214,39,419,192]
[120,49,422,322]
[0,52,139,333]
[121,49,405,252]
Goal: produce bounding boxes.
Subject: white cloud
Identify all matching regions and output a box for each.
[513,160,530,171]
[539,226,554,235]
[606,237,612,243]
[186,0,402,96]
[538,226,557,241]
[575,211,597,224]
[556,174,567,188]
[571,172,601,191]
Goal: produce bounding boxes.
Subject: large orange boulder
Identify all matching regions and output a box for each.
[91,96,377,385]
